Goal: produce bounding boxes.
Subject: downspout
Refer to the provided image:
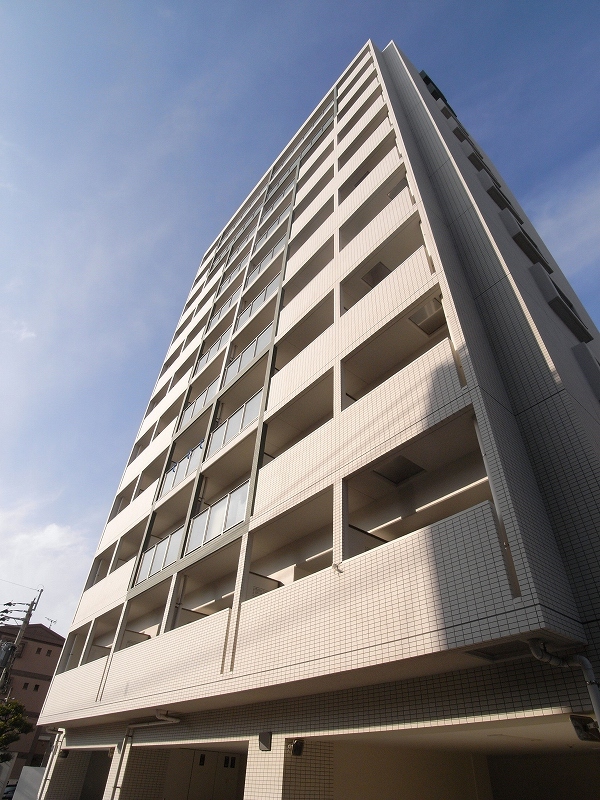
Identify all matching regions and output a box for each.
[529,639,600,725]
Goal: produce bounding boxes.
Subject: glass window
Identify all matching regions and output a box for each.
[224,407,244,445]
[242,391,262,427]
[149,537,169,576]
[205,496,228,543]
[164,527,184,567]
[225,482,249,530]
[186,510,208,554]
[137,548,154,583]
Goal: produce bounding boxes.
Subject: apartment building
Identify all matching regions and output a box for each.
[0,624,64,779]
[38,41,600,800]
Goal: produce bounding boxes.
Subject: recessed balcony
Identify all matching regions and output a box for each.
[338,105,388,169]
[171,540,242,628]
[282,237,334,307]
[80,605,123,665]
[342,290,447,408]
[341,214,425,312]
[339,166,410,250]
[118,579,171,650]
[346,410,492,551]
[274,291,334,371]
[263,369,333,460]
[247,487,333,594]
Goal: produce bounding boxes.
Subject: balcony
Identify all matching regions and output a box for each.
[253,206,291,253]
[192,324,232,379]
[179,376,219,430]
[245,237,285,289]
[223,323,273,386]
[346,410,491,547]
[216,254,249,299]
[206,287,241,334]
[339,167,410,250]
[135,525,185,585]
[342,290,446,408]
[206,390,262,459]
[158,441,203,500]
[235,275,279,331]
[185,480,249,555]
[248,487,333,592]
[341,216,424,312]
[263,371,332,460]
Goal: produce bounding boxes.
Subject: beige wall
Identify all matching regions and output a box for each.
[333,743,492,800]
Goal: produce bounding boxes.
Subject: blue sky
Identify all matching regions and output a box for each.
[1,1,599,633]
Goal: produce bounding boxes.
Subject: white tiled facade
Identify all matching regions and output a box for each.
[39,42,600,800]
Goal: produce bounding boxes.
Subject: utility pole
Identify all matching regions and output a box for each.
[0,588,43,698]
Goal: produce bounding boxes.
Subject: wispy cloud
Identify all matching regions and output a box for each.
[3,320,36,341]
[0,499,94,633]
[525,146,600,281]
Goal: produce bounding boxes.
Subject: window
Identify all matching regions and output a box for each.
[46,649,52,656]
[33,684,39,692]
[22,682,29,690]
[35,647,42,654]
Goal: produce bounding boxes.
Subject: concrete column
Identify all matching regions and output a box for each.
[332,479,348,566]
[243,735,286,800]
[101,733,132,800]
[40,746,90,800]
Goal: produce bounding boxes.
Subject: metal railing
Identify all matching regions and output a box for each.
[158,441,204,499]
[179,376,220,429]
[185,481,249,555]
[193,325,232,378]
[235,276,279,331]
[246,238,285,289]
[254,205,291,252]
[136,525,185,584]
[223,323,273,386]
[216,255,249,299]
[206,287,241,333]
[206,390,262,459]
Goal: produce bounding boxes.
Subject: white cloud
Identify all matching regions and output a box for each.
[0,499,94,635]
[3,321,36,341]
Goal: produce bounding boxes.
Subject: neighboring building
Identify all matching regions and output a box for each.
[0,624,64,778]
[39,41,600,800]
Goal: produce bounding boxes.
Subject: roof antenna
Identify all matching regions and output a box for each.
[45,617,57,630]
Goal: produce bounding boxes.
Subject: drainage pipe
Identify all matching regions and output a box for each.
[529,639,600,724]
[128,711,180,729]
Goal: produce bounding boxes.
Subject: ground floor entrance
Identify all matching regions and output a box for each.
[39,714,600,800]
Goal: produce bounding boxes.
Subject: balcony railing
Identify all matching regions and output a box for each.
[193,325,232,378]
[253,206,291,252]
[136,525,185,584]
[206,390,262,459]
[235,276,279,331]
[216,255,249,299]
[185,481,249,555]
[206,287,241,333]
[267,104,334,197]
[179,376,219,429]
[158,441,203,499]
[246,239,285,289]
[223,323,273,386]
[261,183,294,221]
